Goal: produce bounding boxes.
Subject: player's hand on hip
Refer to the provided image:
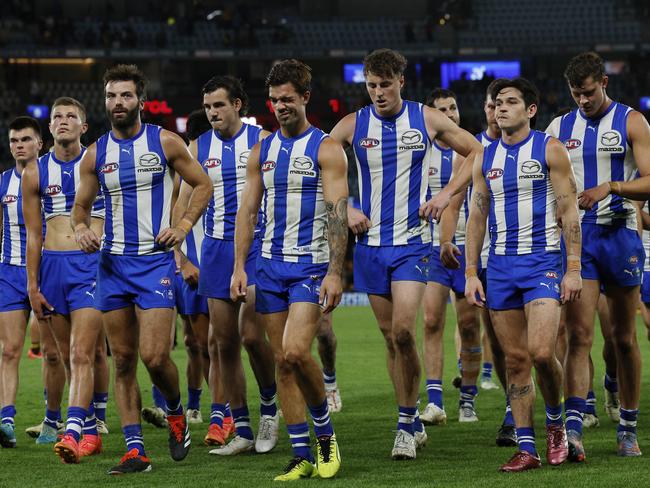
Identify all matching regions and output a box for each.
[230,268,248,302]
[28,289,54,320]
[465,276,486,308]
[560,270,582,303]
[155,227,187,249]
[181,261,200,287]
[440,241,461,269]
[74,225,101,253]
[347,207,371,235]
[578,182,609,210]
[419,190,450,222]
[319,273,342,314]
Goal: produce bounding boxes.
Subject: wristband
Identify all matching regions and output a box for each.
[177,218,193,235]
[465,264,478,278]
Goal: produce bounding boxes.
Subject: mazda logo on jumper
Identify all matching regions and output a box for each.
[239,150,250,164]
[292,157,313,170]
[601,131,620,147]
[399,130,425,151]
[139,153,161,167]
[519,160,545,180]
[290,156,316,177]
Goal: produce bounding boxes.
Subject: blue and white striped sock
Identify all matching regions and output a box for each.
[545,404,563,426]
[308,399,334,437]
[618,408,638,435]
[482,362,493,379]
[210,403,225,427]
[287,422,313,461]
[83,401,98,436]
[585,390,596,415]
[459,385,478,408]
[152,385,167,410]
[503,395,514,426]
[516,427,537,456]
[65,406,86,442]
[604,373,618,393]
[1,405,16,426]
[259,383,278,417]
[565,397,585,435]
[426,379,443,408]
[44,409,60,429]
[232,406,254,440]
[93,392,108,422]
[187,388,202,411]
[123,424,145,456]
[323,369,337,389]
[397,406,416,435]
[166,395,183,417]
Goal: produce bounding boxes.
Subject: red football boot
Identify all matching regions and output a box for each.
[546,424,568,465]
[499,451,542,472]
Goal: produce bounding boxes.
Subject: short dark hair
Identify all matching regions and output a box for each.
[486,78,509,100]
[265,59,312,95]
[564,52,606,87]
[52,97,87,122]
[202,75,249,116]
[489,77,540,110]
[425,87,456,107]
[103,64,148,99]
[186,109,212,141]
[9,116,42,138]
[363,49,407,79]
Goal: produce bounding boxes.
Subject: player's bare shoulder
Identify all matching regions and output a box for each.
[330,112,357,146]
[318,136,347,170]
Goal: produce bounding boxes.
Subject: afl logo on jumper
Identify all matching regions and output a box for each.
[2,195,17,204]
[399,130,426,151]
[100,162,119,174]
[486,168,503,180]
[429,167,438,176]
[262,161,276,172]
[203,158,222,169]
[565,139,582,150]
[599,130,624,153]
[159,277,171,286]
[359,137,380,149]
[545,271,558,279]
[519,160,544,180]
[290,157,317,177]
[45,184,62,196]
[138,152,164,173]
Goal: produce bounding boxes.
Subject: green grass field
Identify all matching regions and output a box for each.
[3,306,649,487]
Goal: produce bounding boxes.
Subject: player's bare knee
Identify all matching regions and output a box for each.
[612,330,638,356]
[504,351,531,378]
[530,346,556,371]
[284,344,310,369]
[113,352,137,377]
[69,343,93,368]
[394,328,415,350]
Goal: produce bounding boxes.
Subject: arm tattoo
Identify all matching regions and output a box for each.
[569,221,581,244]
[325,197,348,276]
[473,191,490,215]
[508,384,532,399]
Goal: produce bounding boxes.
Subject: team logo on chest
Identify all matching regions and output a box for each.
[45,184,62,196]
[100,162,119,174]
[486,168,503,180]
[238,150,250,170]
[519,160,545,180]
[262,161,276,172]
[358,138,380,149]
[203,158,222,169]
[399,130,426,151]
[599,130,624,153]
[290,156,317,177]
[137,152,164,173]
[565,139,582,150]
[429,167,438,176]
[2,195,17,204]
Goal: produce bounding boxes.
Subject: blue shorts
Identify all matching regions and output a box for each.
[255,257,328,314]
[353,243,429,295]
[427,245,467,294]
[579,223,644,286]
[642,271,650,304]
[199,237,259,299]
[487,252,562,310]
[40,250,98,315]
[96,252,176,311]
[0,263,30,312]
[174,273,208,316]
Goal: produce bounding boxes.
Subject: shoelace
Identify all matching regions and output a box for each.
[549,429,565,448]
[317,436,332,463]
[120,448,148,463]
[283,456,307,473]
[168,418,185,442]
[259,417,272,439]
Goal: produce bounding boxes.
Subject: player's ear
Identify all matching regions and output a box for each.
[398,75,405,91]
[303,90,311,105]
[527,103,538,120]
[601,75,609,90]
